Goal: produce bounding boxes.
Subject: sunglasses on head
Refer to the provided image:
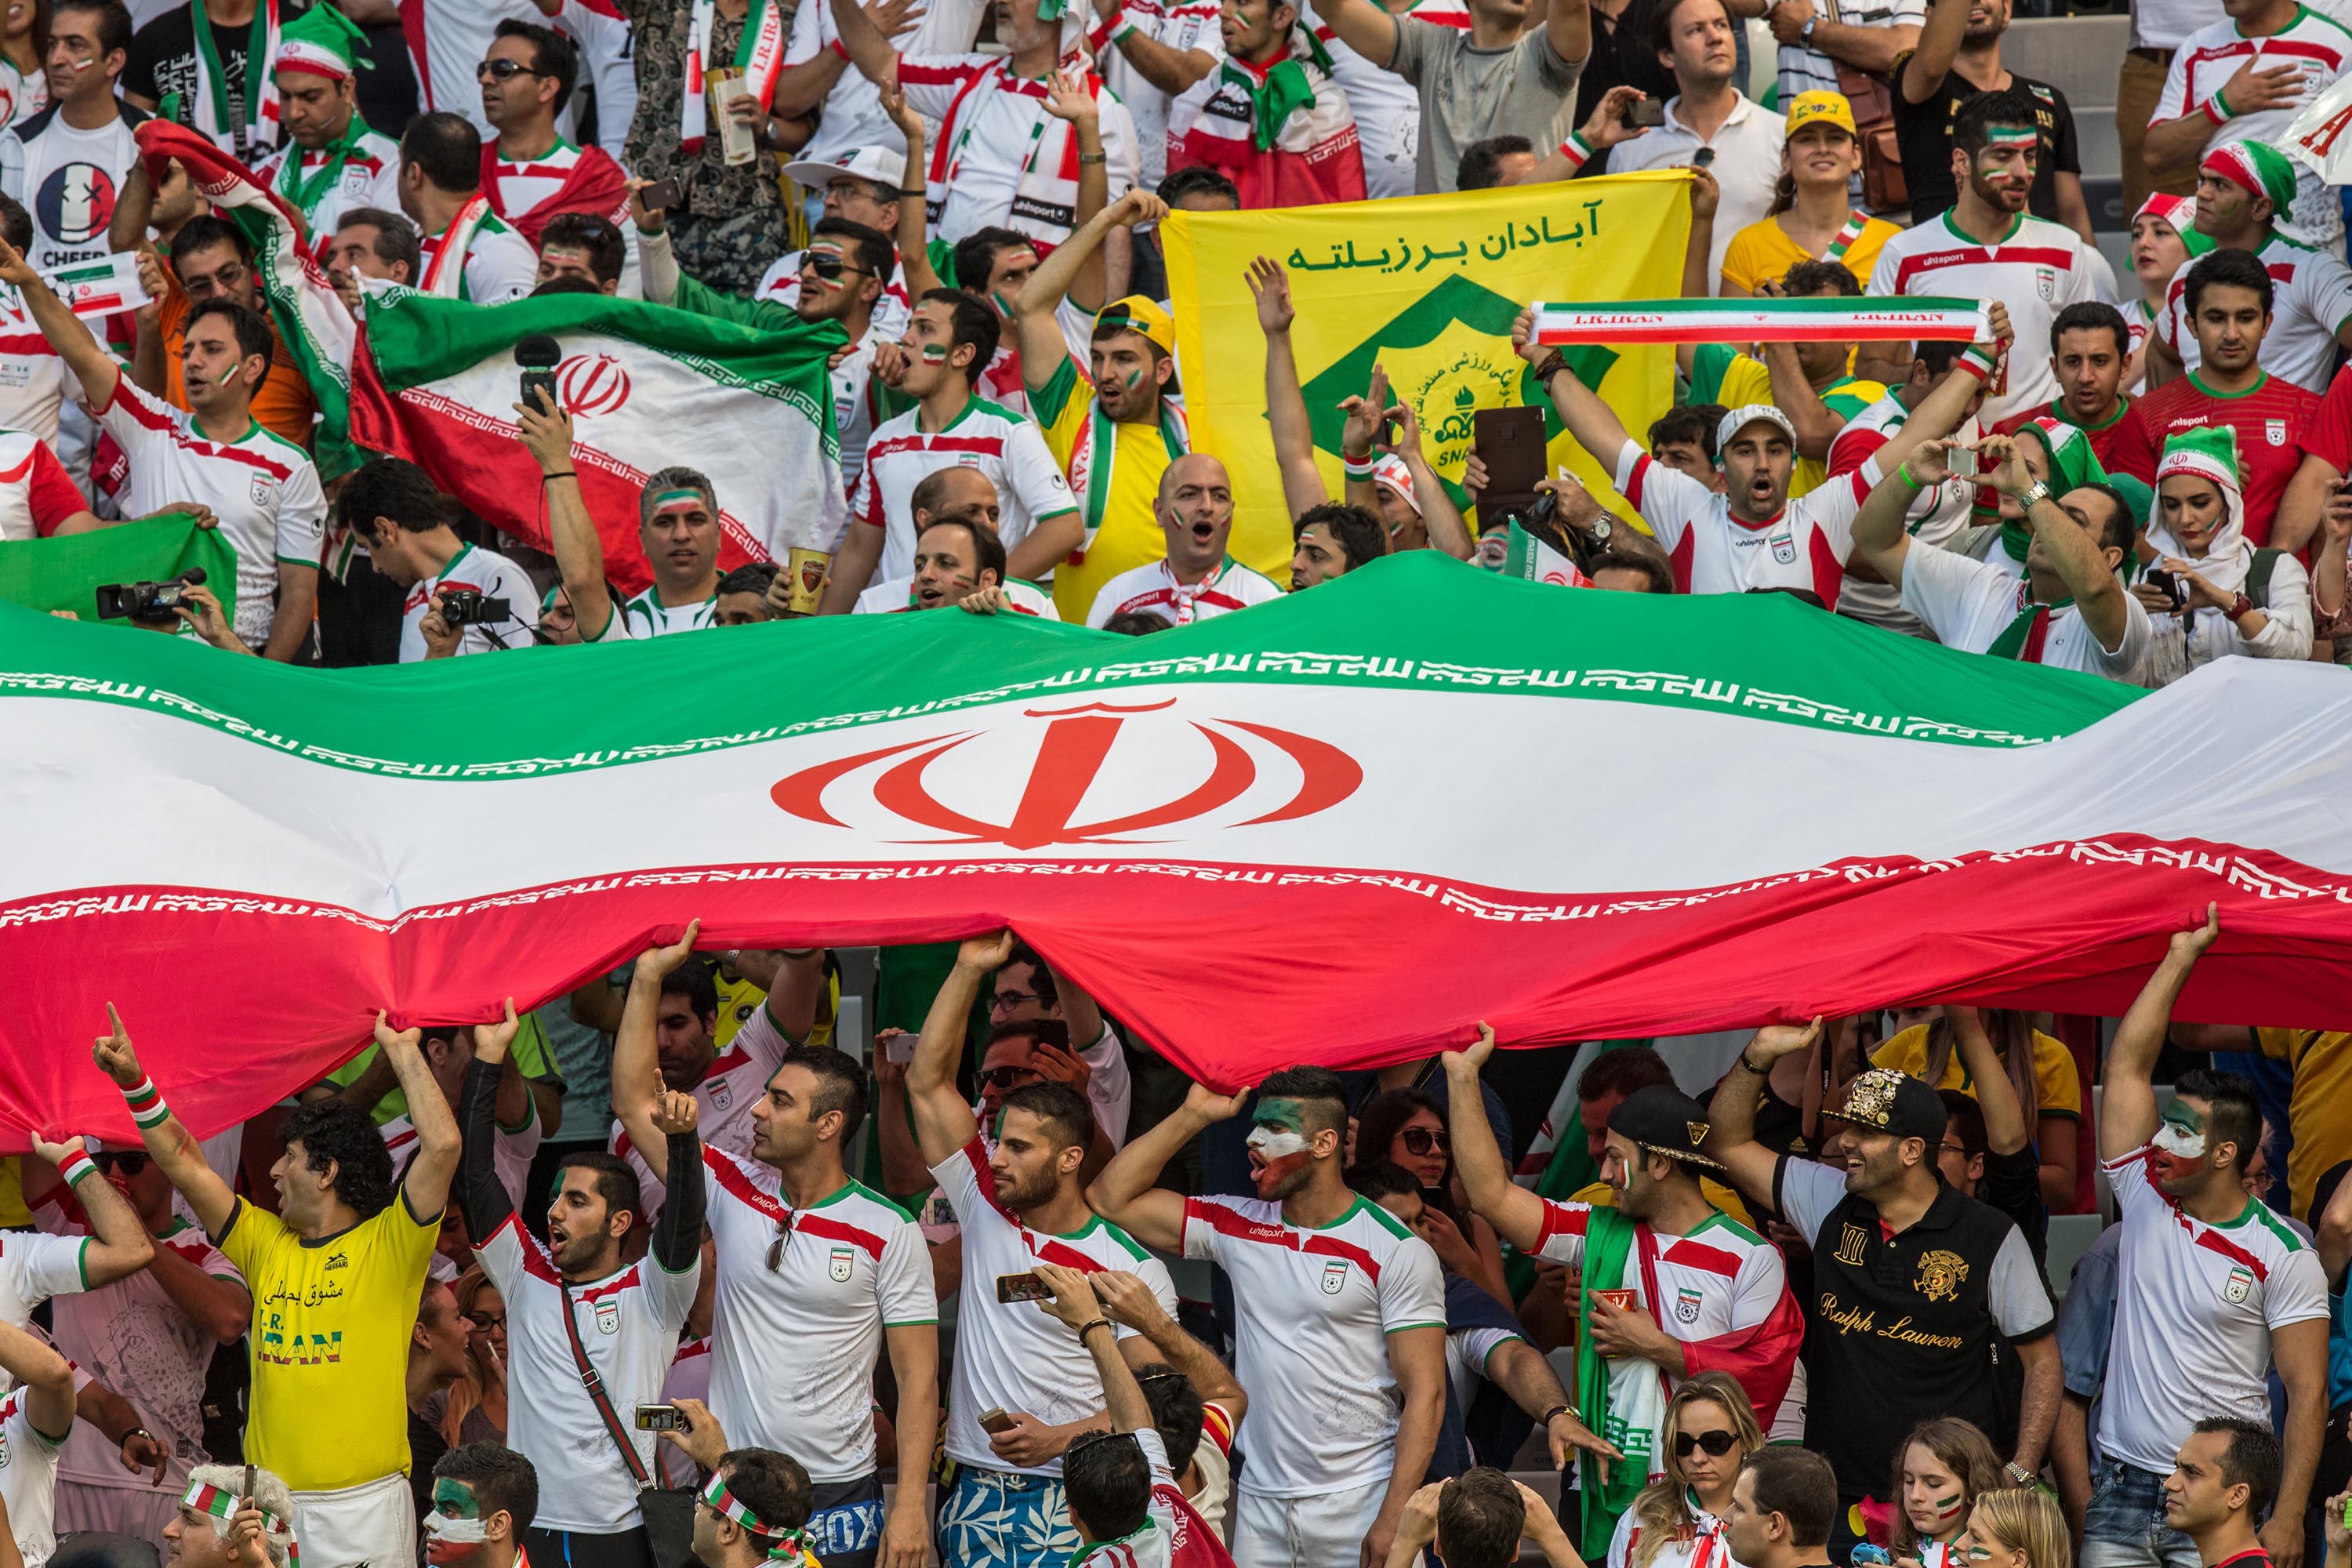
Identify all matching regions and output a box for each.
[1673,1429,1740,1457]
[1399,1127,1450,1156]
[94,1151,147,1175]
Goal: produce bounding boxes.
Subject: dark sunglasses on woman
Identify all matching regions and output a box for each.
[1673,1429,1740,1457]
[1399,1127,1450,1156]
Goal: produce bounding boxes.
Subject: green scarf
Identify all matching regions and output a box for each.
[278,113,374,218]
[188,0,274,148]
[1224,54,1316,151]
[1574,1206,1645,1560]
[1985,596,2069,662]
[2001,418,2105,563]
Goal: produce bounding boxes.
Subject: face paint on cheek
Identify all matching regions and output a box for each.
[2154,1104,2209,1161]
[424,1484,489,1566]
[918,343,950,365]
[1123,368,1145,391]
[1932,1494,1966,1524]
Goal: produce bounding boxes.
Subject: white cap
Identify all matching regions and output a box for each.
[1715,403,1798,452]
[781,146,907,194]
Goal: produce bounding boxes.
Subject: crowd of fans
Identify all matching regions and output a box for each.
[0,2,2348,1568]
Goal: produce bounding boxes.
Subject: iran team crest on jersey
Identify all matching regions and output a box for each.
[1675,1286,1704,1323]
[2035,268,2056,302]
[595,1298,620,1334]
[1771,529,1796,565]
[1321,1260,1349,1294]
[709,1079,732,1111]
[2267,420,2288,447]
[250,473,274,506]
[829,1245,854,1283]
[2224,1265,2255,1304]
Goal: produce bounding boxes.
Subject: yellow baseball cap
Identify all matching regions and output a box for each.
[1094,295,1176,356]
[1784,91,1858,138]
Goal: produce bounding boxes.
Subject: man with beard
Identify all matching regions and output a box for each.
[421,1445,537,1568]
[2089,907,2327,1568]
[1439,1025,1801,1552]
[1083,456,1278,626]
[1992,302,2136,470]
[463,996,707,1568]
[1708,1022,2059,1563]
[615,925,938,1568]
[906,931,1178,1568]
[1087,1069,1445,1568]
[847,481,1061,618]
[1861,89,2100,424]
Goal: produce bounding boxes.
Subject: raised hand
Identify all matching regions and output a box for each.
[1091,1269,1171,1331]
[956,928,1017,972]
[636,919,704,985]
[92,1004,144,1088]
[1441,1021,1497,1079]
[1745,1016,1824,1065]
[1181,1080,1253,1123]
[1245,255,1295,336]
[514,387,578,471]
[473,997,521,1064]
[2172,902,2221,963]
[651,1088,701,1137]
[1338,362,1393,459]
[1031,1259,1104,1331]
[1040,68,1099,126]
[623,176,666,235]
[1109,189,1169,230]
[1577,85,1651,151]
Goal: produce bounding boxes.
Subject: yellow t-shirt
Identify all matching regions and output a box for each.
[1570,1175,1755,1232]
[1719,213,1902,296]
[1871,1026,2084,1119]
[222,1193,438,1490]
[1030,358,1189,621]
[2255,1029,2352,1219]
[713,971,838,1050]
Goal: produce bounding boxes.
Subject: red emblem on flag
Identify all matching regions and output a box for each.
[556,353,633,417]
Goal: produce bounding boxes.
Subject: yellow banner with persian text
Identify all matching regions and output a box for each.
[1160,172,1691,583]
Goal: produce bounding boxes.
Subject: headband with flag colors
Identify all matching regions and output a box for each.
[1370,454,1419,514]
[2155,425,2243,496]
[2132,192,2216,256]
[700,1474,811,1561]
[1532,297,1989,346]
[274,2,368,82]
[2201,140,2299,214]
[183,1480,299,1566]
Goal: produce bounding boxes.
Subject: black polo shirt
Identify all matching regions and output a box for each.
[1774,1153,2055,1498]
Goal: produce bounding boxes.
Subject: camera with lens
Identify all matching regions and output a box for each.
[94,568,205,622]
[435,589,512,626]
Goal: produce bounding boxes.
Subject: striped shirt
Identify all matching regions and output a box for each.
[852,395,1078,583]
[1085,556,1283,627]
[1612,437,1881,605]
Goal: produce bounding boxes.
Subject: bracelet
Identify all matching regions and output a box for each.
[122,1428,154,1449]
[1557,129,1595,172]
[1737,1052,1769,1076]
[1341,454,1378,481]
[1075,1316,1114,1339]
[2226,590,2256,622]
[1956,344,1998,383]
[1077,151,1107,165]
[1540,1404,1573,1428]
[1895,460,1923,493]
[828,36,850,58]
[899,187,926,199]
[542,470,577,483]
[1530,350,1568,385]
[122,1076,169,1130]
[1110,11,1140,40]
[56,1149,98,1186]
[2205,87,2234,125]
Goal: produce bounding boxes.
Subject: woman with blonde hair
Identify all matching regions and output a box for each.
[1608,1371,1766,1568]
[1890,1417,2005,1568]
[1957,1487,2073,1568]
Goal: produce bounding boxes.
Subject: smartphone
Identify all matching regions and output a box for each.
[1947,445,1981,478]
[2143,567,2185,608]
[1471,406,1547,515]
[887,1032,916,1065]
[996,1272,1052,1304]
[634,1404,686,1432]
[978,1407,1019,1434]
[515,334,561,414]
[641,177,682,214]
[1627,97,1665,129]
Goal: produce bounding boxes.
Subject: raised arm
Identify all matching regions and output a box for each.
[1849,438,1958,586]
[0,235,118,410]
[1945,1007,2027,1156]
[828,0,902,89]
[1515,309,1635,475]
[2100,905,2221,1162]
[612,921,706,1190]
[1381,399,1472,558]
[1091,1269,1247,1423]
[1441,1025,1550,1252]
[1865,312,2001,476]
[1546,0,1591,67]
[1086,1080,1247,1254]
[458,1051,517,1245]
[27,1134,152,1287]
[1248,256,1330,522]
[878,84,940,298]
[1704,1020,1824,1207]
[516,391,616,641]
[1035,1264,1153,1435]
[648,1090,706,1272]
[906,933,1001,1165]
[1899,0,1966,102]
[377,1012,463,1221]
[1093,0,1216,94]
[1021,187,1160,393]
[1312,0,1401,70]
[1520,85,1651,184]
[1982,431,2133,652]
[89,1005,235,1238]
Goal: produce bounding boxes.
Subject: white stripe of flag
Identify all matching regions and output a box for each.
[1532,299,1989,345]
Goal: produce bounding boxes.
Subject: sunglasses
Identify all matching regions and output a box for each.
[1673,1430,1740,1457]
[990,989,1043,1014]
[803,252,869,281]
[94,1151,148,1174]
[1399,1127,1450,1156]
[980,1065,1040,1091]
[766,1210,796,1272]
[476,58,546,81]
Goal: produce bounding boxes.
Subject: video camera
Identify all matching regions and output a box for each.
[94,568,205,622]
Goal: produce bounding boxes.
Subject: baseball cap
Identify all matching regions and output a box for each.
[1369,455,1421,515]
[1094,295,1175,357]
[1606,1085,1725,1171]
[1716,403,1798,452]
[1826,1069,1947,1142]
[1784,92,1858,139]
[781,146,906,194]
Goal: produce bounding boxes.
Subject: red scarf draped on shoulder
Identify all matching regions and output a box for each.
[479,141,631,249]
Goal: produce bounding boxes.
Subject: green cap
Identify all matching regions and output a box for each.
[275,3,370,80]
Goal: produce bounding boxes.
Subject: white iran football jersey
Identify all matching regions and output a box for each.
[474,1213,701,1533]
[588,585,721,641]
[699,1149,935,1483]
[2094,1146,2328,1473]
[610,1002,793,1215]
[0,293,67,446]
[1897,542,2154,680]
[548,0,637,162]
[1612,440,1879,605]
[931,1137,1176,1475]
[852,397,1078,583]
[96,378,326,649]
[0,1392,62,1566]
[253,125,402,258]
[1180,1193,1445,1497]
[0,426,83,539]
[2154,10,2352,250]
[1868,213,2101,423]
[397,540,539,662]
[2155,233,2352,394]
[1084,557,1283,627]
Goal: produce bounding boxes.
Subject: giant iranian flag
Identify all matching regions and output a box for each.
[350,289,842,593]
[4,554,2350,1145]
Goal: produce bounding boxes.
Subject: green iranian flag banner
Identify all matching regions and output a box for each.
[3,554,2350,1145]
[0,513,233,623]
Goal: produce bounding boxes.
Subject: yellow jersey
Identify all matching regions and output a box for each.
[2256,1029,2352,1219]
[221,1192,438,1490]
[1029,358,1190,621]
[1871,1025,2084,1119]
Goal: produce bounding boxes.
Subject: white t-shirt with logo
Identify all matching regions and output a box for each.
[587,585,720,641]
[699,1149,935,1483]
[252,125,403,256]
[1612,440,1881,604]
[2095,1145,2328,1473]
[931,1137,1176,1475]
[0,292,68,446]
[609,1001,793,1216]
[1180,1193,1445,1497]
[852,396,1078,583]
[1084,556,1283,627]
[474,1213,702,1533]
[1897,539,2154,680]
[2154,9,2352,251]
[1868,212,2103,423]
[0,107,144,273]
[397,540,539,662]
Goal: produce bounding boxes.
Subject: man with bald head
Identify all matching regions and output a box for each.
[1083,454,1284,626]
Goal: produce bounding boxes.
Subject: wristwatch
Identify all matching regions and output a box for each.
[2019,479,2053,510]
[2225,591,2256,621]
[1800,13,1820,38]
[2005,1461,2035,1486]
[1541,1404,1574,1428]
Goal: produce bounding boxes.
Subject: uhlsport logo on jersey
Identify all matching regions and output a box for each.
[557,353,633,417]
[771,698,1363,849]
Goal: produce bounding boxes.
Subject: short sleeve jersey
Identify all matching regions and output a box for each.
[253,124,403,258]
[1180,1193,1444,1497]
[96,376,326,650]
[218,1191,441,1492]
[398,541,539,662]
[929,1137,1176,1475]
[2095,1146,2328,1472]
[1896,541,2154,679]
[1686,343,1884,499]
[0,1390,66,1567]
[611,1000,794,1215]
[2154,8,2352,248]
[1718,213,1899,297]
[1871,1025,2084,1118]
[1611,438,1878,604]
[2106,372,2321,544]
[851,396,1079,583]
[2151,234,2352,394]
[474,1211,702,1533]
[0,427,85,540]
[2252,1028,2352,1219]
[1084,557,1283,627]
[698,1149,934,1483]
[1867,212,2100,424]
[587,586,722,641]
[2306,365,2352,477]
[1031,358,1189,561]
[0,1223,93,1328]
